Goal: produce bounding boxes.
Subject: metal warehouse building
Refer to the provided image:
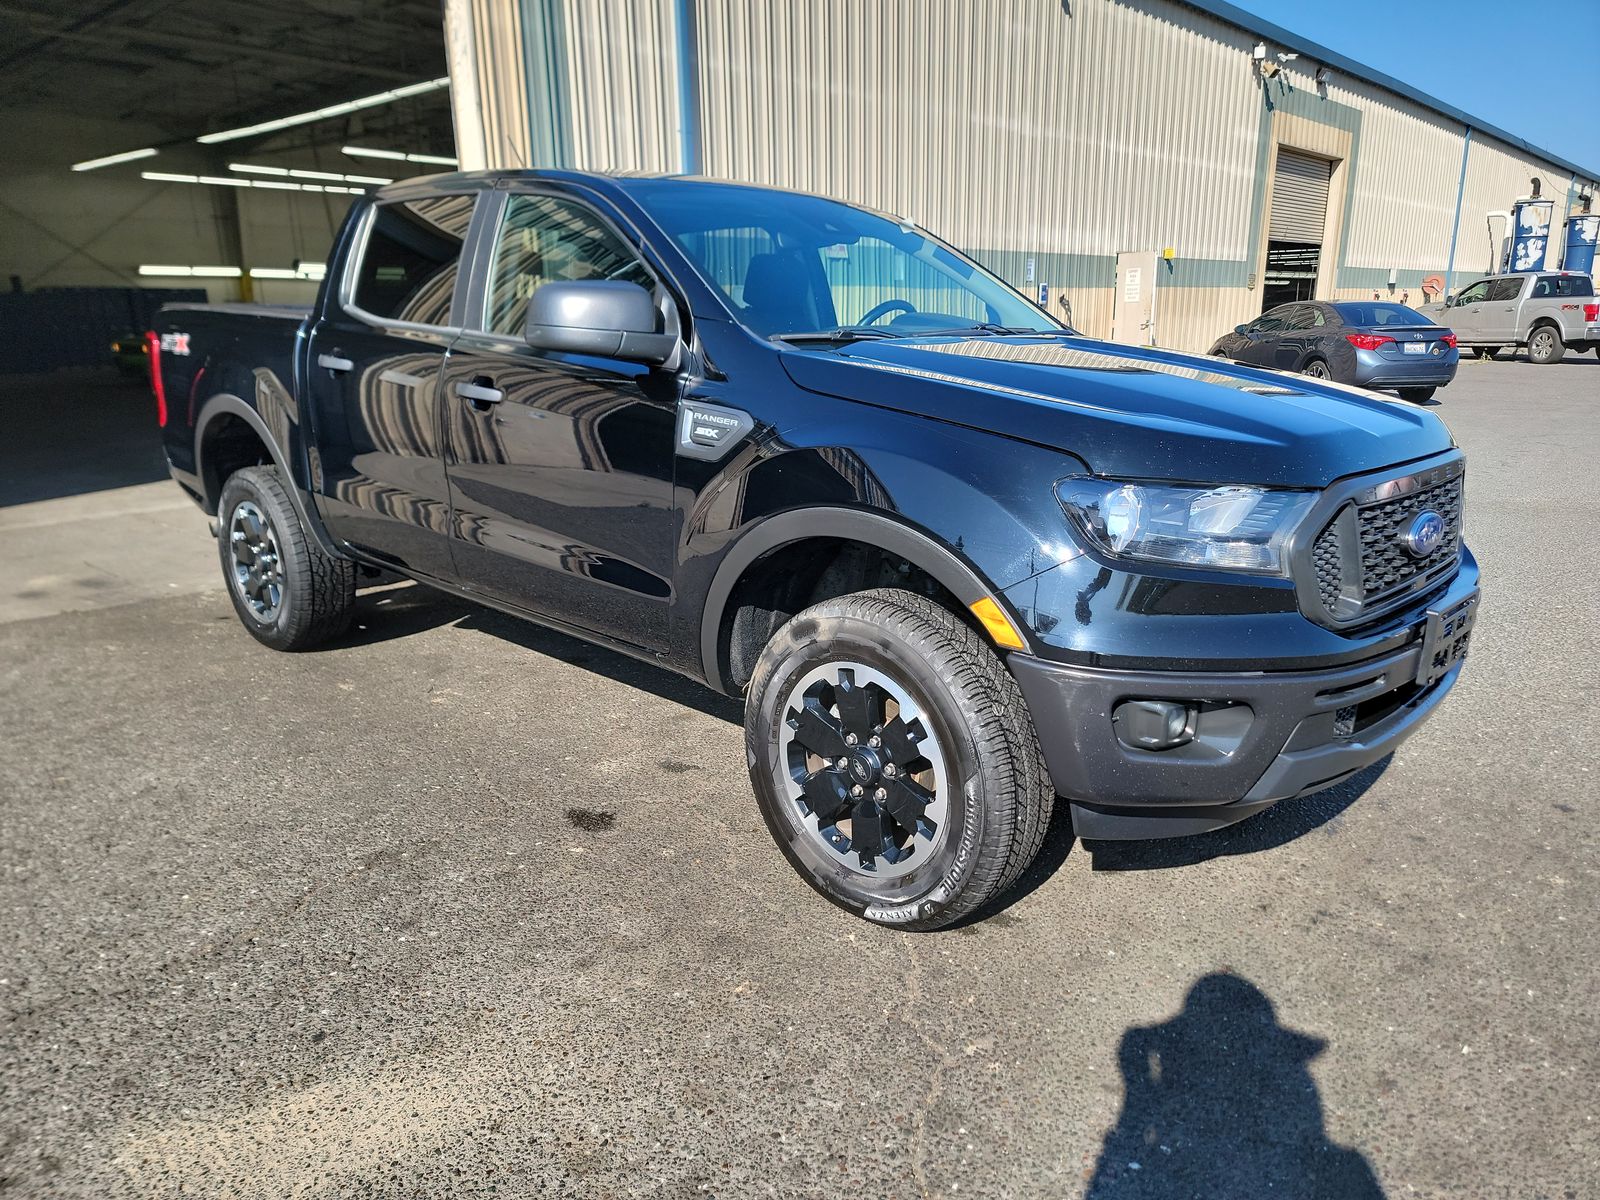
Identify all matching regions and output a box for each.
[440,0,1599,353]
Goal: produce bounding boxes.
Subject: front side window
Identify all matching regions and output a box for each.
[1250,312,1288,334]
[483,193,654,335]
[1453,280,1490,306]
[349,194,475,327]
[628,180,1060,338]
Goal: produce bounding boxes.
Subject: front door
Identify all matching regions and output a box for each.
[440,189,678,652]
[1233,309,1289,366]
[1272,304,1325,370]
[1111,251,1158,345]
[1445,278,1492,342]
[304,192,478,578]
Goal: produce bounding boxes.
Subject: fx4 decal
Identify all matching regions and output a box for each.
[160,332,191,356]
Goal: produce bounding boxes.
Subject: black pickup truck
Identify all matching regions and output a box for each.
[151,171,1478,929]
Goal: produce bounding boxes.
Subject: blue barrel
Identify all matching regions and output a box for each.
[1561,214,1599,275]
[1508,199,1555,271]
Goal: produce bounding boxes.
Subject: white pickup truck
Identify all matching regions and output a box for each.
[1419,271,1599,364]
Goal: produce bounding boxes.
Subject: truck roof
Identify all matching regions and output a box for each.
[372,168,876,212]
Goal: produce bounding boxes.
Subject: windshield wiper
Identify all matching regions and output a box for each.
[770,325,909,345]
[956,322,1059,336]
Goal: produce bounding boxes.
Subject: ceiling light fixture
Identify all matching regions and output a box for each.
[342,145,458,166]
[71,147,159,171]
[229,162,392,185]
[195,77,450,145]
[142,171,368,196]
[138,265,243,278]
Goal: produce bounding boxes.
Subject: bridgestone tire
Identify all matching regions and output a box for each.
[1527,326,1564,365]
[217,466,356,651]
[745,588,1054,930]
[1470,346,1501,360]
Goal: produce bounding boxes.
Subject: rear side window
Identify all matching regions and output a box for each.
[349,194,475,327]
[483,194,654,335]
[1535,275,1594,297]
[1486,277,1526,302]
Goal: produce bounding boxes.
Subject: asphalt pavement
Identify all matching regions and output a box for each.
[1,354,1596,1198]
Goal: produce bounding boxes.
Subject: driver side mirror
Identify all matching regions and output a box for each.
[1234,324,1250,335]
[525,280,681,367]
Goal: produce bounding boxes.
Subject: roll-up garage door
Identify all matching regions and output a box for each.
[1269,149,1332,242]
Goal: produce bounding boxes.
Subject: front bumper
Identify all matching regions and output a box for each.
[1009,573,1477,840]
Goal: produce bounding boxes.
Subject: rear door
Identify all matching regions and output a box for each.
[439,187,679,651]
[304,191,479,577]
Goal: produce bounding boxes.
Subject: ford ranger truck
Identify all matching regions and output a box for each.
[1419,270,1599,363]
[150,172,1479,929]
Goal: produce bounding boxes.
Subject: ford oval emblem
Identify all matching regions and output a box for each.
[1402,510,1446,558]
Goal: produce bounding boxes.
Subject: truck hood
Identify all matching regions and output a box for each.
[779,334,1455,487]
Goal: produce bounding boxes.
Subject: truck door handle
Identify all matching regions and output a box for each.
[455,378,503,405]
[317,353,354,373]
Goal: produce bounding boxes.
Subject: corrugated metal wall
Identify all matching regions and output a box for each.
[695,0,1262,269]
[560,0,682,172]
[1331,77,1466,276]
[456,0,1599,350]
[1452,134,1570,279]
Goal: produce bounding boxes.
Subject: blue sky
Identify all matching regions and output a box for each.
[1223,0,1600,173]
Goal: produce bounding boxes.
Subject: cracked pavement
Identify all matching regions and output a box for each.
[1,360,1597,1197]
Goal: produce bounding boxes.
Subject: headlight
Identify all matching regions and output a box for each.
[1055,477,1317,575]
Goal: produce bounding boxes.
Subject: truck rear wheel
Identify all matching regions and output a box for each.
[1527,326,1564,365]
[744,588,1053,930]
[216,466,355,651]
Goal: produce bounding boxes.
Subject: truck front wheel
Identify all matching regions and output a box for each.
[745,588,1053,930]
[216,466,355,651]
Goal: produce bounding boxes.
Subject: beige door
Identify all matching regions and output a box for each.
[1111,251,1159,346]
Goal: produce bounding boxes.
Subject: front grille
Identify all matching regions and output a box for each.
[1355,475,1463,603]
[1305,459,1464,625]
[1311,522,1343,611]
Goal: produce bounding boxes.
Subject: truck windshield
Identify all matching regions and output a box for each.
[627,181,1062,339]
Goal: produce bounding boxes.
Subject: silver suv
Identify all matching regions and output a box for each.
[1419,272,1599,364]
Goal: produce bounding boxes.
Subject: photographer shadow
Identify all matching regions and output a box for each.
[1086,973,1385,1198]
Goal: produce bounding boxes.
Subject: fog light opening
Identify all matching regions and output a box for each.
[1113,699,1198,752]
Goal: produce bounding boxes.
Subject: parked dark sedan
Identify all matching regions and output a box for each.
[1209,300,1458,402]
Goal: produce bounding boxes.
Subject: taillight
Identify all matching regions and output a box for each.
[1440,333,1458,348]
[145,330,167,427]
[1583,303,1599,322]
[1345,333,1395,351]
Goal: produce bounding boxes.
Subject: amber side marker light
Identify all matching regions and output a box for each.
[969,597,1027,651]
